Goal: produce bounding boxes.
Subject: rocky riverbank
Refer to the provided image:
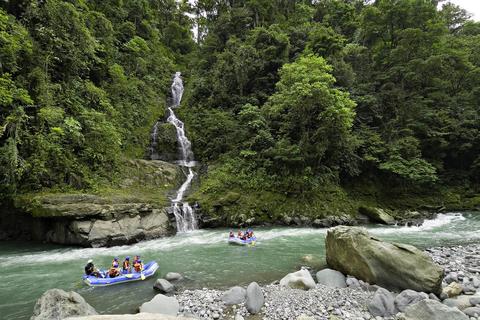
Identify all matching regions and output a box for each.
[170,243,480,320]
[0,160,182,247]
[31,239,480,320]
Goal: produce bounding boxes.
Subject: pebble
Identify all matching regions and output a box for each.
[173,243,480,319]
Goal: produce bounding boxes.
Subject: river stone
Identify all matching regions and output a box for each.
[358,206,395,225]
[280,269,316,290]
[470,296,480,305]
[394,289,429,312]
[442,281,463,298]
[315,269,347,288]
[165,272,183,281]
[325,226,443,295]
[245,282,264,314]
[31,289,97,320]
[66,315,194,319]
[403,299,469,320]
[463,306,480,317]
[442,295,473,310]
[153,279,175,293]
[139,294,179,315]
[346,276,361,288]
[221,286,246,305]
[367,288,396,317]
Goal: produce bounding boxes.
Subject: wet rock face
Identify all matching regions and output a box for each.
[326,226,444,295]
[43,207,173,247]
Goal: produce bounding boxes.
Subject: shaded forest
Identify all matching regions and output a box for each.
[1,0,479,218]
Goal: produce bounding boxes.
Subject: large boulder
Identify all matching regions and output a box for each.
[139,294,179,315]
[367,288,396,317]
[245,282,264,315]
[153,279,175,293]
[358,206,395,225]
[394,289,428,312]
[280,269,316,290]
[403,299,469,320]
[221,286,246,305]
[325,226,443,295]
[31,289,97,320]
[315,269,347,288]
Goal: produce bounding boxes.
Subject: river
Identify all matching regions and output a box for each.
[1,212,479,319]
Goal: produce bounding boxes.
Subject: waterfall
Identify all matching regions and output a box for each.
[168,72,198,232]
[149,121,160,160]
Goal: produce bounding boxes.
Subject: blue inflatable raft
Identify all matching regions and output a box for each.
[228,236,257,246]
[83,261,158,286]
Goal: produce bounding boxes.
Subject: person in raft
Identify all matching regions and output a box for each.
[122,256,131,273]
[229,231,235,238]
[108,257,121,278]
[133,257,144,272]
[84,259,102,278]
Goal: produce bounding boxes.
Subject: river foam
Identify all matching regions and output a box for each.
[0,212,471,268]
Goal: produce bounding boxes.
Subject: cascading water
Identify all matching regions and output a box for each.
[149,121,160,160]
[168,72,197,232]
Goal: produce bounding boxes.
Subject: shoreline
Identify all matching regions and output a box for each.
[170,243,480,320]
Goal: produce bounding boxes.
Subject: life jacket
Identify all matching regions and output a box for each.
[123,260,130,270]
[112,260,119,268]
[133,261,143,272]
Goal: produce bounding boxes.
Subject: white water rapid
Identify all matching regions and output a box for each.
[168,72,197,232]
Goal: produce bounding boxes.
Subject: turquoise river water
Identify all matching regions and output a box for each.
[1,212,479,319]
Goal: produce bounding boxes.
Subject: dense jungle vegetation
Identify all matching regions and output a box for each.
[1,0,479,220]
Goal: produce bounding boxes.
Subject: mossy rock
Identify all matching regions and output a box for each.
[359,206,395,225]
[152,122,179,161]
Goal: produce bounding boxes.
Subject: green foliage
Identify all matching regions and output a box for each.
[1,0,479,217]
[0,2,193,199]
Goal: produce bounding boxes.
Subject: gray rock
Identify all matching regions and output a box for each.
[280,269,316,290]
[462,283,477,294]
[234,314,244,320]
[442,295,473,310]
[470,296,480,305]
[428,293,440,301]
[31,289,97,320]
[394,289,428,312]
[139,294,179,315]
[472,277,480,288]
[463,307,480,317]
[66,315,197,320]
[403,299,469,320]
[444,272,458,284]
[153,279,175,293]
[316,269,347,288]
[367,288,396,317]
[346,276,361,288]
[245,282,264,315]
[326,226,444,295]
[165,272,183,281]
[221,286,246,305]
